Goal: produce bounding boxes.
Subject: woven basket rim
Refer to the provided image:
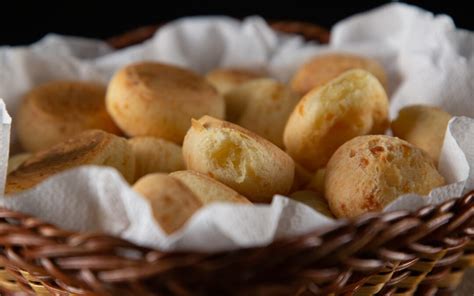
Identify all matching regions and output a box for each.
[0,191,471,295]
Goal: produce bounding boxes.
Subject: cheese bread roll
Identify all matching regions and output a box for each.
[183,116,294,203]
[17,81,121,152]
[106,62,225,143]
[170,170,251,204]
[6,130,135,194]
[228,78,300,147]
[128,136,184,181]
[284,69,389,171]
[325,135,445,218]
[391,105,452,164]
[206,68,263,95]
[133,173,202,234]
[291,53,387,95]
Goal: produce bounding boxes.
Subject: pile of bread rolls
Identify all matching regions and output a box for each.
[7,53,451,233]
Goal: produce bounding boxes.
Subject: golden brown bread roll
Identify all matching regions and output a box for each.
[325,135,445,218]
[227,78,301,147]
[170,170,251,204]
[284,69,389,171]
[133,173,202,234]
[6,130,135,194]
[128,136,185,182]
[290,190,334,218]
[16,81,121,152]
[7,153,31,174]
[291,53,387,95]
[106,62,225,143]
[205,68,263,95]
[182,116,295,203]
[391,105,452,164]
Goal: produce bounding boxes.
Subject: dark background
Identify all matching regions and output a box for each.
[0,0,472,46]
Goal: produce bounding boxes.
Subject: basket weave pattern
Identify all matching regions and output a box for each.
[0,21,473,295]
[0,192,472,295]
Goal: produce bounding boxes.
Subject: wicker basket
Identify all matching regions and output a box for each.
[0,21,473,296]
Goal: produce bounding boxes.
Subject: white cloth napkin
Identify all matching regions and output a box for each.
[0,3,473,293]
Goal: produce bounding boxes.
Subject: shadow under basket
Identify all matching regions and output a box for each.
[1,21,473,295]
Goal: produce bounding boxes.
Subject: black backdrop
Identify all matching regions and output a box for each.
[0,1,472,46]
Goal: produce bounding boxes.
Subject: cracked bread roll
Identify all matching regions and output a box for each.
[227,78,301,147]
[291,53,387,95]
[17,81,121,152]
[206,68,263,95]
[284,69,389,171]
[7,153,31,174]
[6,130,135,194]
[133,173,202,234]
[106,62,225,143]
[182,116,295,203]
[325,135,445,218]
[391,105,452,164]
[170,170,251,204]
[128,136,184,182]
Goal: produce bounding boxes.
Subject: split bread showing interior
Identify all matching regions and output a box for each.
[6,130,135,194]
[182,116,295,203]
[284,69,389,171]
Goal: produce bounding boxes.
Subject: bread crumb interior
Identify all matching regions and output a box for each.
[206,129,260,183]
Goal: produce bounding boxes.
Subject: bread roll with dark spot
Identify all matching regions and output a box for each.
[325,135,445,218]
[6,130,135,194]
